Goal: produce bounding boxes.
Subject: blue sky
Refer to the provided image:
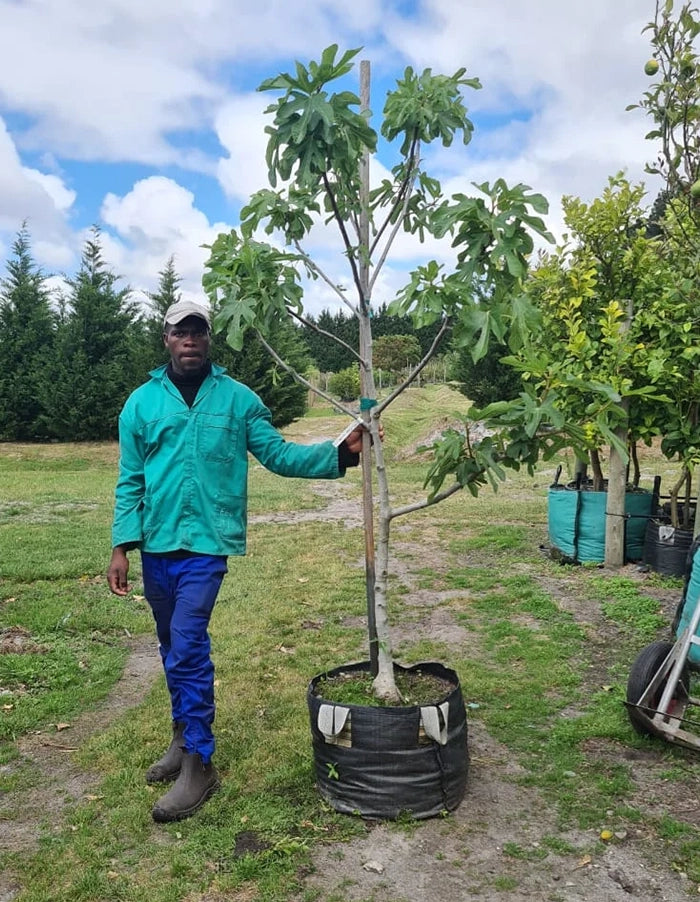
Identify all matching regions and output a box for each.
[0,0,659,315]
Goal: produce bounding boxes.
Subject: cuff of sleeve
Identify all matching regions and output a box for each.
[337,441,360,471]
[114,541,139,552]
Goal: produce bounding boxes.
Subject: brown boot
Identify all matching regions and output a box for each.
[145,721,185,784]
[151,751,220,823]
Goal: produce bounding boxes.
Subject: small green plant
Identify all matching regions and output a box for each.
[327,366,361,401]
[502,842,548,862]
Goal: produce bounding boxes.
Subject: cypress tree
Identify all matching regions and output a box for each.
[43,228,142,440]
[0,225,55,440]
[211,318,310,427]
[142,255,182,371]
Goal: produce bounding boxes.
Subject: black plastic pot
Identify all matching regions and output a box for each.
[643,520,694,577]
[307,660,468,820]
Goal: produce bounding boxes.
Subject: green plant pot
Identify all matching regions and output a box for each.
[307,660,469,820]
[548,486,653,563]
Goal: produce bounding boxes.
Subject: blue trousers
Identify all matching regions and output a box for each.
[141,552,228,763]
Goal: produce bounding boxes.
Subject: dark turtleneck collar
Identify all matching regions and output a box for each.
[166,360,212,407]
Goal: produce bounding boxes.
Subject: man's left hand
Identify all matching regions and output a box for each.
[345,422,384,455]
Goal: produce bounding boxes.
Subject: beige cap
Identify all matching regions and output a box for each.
[163,300,211,328]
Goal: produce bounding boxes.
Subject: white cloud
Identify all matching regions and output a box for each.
[0,0,671,318]
[0,0,387,168]
[215,95,272,202]
[99,176,231,309]
[23,169,76,213]
[0,0,222,166]
[0,116,78,269]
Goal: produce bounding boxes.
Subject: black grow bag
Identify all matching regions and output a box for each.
[307,660,468,820]
[643,520,694,577]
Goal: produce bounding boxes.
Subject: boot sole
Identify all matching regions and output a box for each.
[151,779,221,823]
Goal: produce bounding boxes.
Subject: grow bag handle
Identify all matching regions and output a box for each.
[420,702,450,745]
[317,704,351,743]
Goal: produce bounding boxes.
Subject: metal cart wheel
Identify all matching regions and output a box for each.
[626,640,690,736]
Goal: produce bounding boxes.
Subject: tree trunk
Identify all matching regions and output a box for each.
[604,408,629,567]
[357,60,398,701]
[590,449,605,491]
[605,302,631,567]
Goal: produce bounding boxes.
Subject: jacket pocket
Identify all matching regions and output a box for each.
[196,414,240,463]
[213,492,246,544]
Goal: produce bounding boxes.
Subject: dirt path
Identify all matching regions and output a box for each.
[288,482,696,902]
[1,476,698,902]
[299,719,688,902]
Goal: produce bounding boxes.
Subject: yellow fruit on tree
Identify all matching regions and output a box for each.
[644,59,659,76]
[690,180,700,198]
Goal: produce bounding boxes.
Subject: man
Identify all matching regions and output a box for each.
[107,299,369,823]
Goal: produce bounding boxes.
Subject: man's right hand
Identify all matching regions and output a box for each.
[107,547,130,596]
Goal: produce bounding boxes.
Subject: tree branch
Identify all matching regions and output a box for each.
[389,481,463,520]
[288,308,363,364]
[293,240,359,316]
[255,329,359,417]
[369,139,418,257]
[375,318,451,416]
[369,140,421,294]
[322,173,365,309]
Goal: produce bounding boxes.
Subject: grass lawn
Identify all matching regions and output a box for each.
[1,385,699,901]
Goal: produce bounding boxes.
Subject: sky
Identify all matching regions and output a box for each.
[0,0,663,317]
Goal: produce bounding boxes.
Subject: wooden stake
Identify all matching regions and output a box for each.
[358,59,378,675]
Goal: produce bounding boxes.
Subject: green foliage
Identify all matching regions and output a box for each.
[40,229,143,440]
[381,65,481,155]
[258,45,376,192]
[327,365,360,401]
[0,229,307,440]
[449,338,523,406]
[0,226,55,440]
[633,0,700,208]
[631,3,700,522]
[205,231,304,352]
[470,175,677,493]
[372,333,421,378]
[204,47,554,496]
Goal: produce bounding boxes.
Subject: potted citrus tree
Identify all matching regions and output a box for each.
[631,1,700,575]
[203,46,554,818]
[506,176,675,567]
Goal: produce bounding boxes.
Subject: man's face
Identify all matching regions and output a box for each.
[163,315,211,375]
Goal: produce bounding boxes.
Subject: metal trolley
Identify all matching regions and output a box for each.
[625,598,700,750]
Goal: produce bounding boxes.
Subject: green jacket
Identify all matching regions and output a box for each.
[112,363,342,556]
